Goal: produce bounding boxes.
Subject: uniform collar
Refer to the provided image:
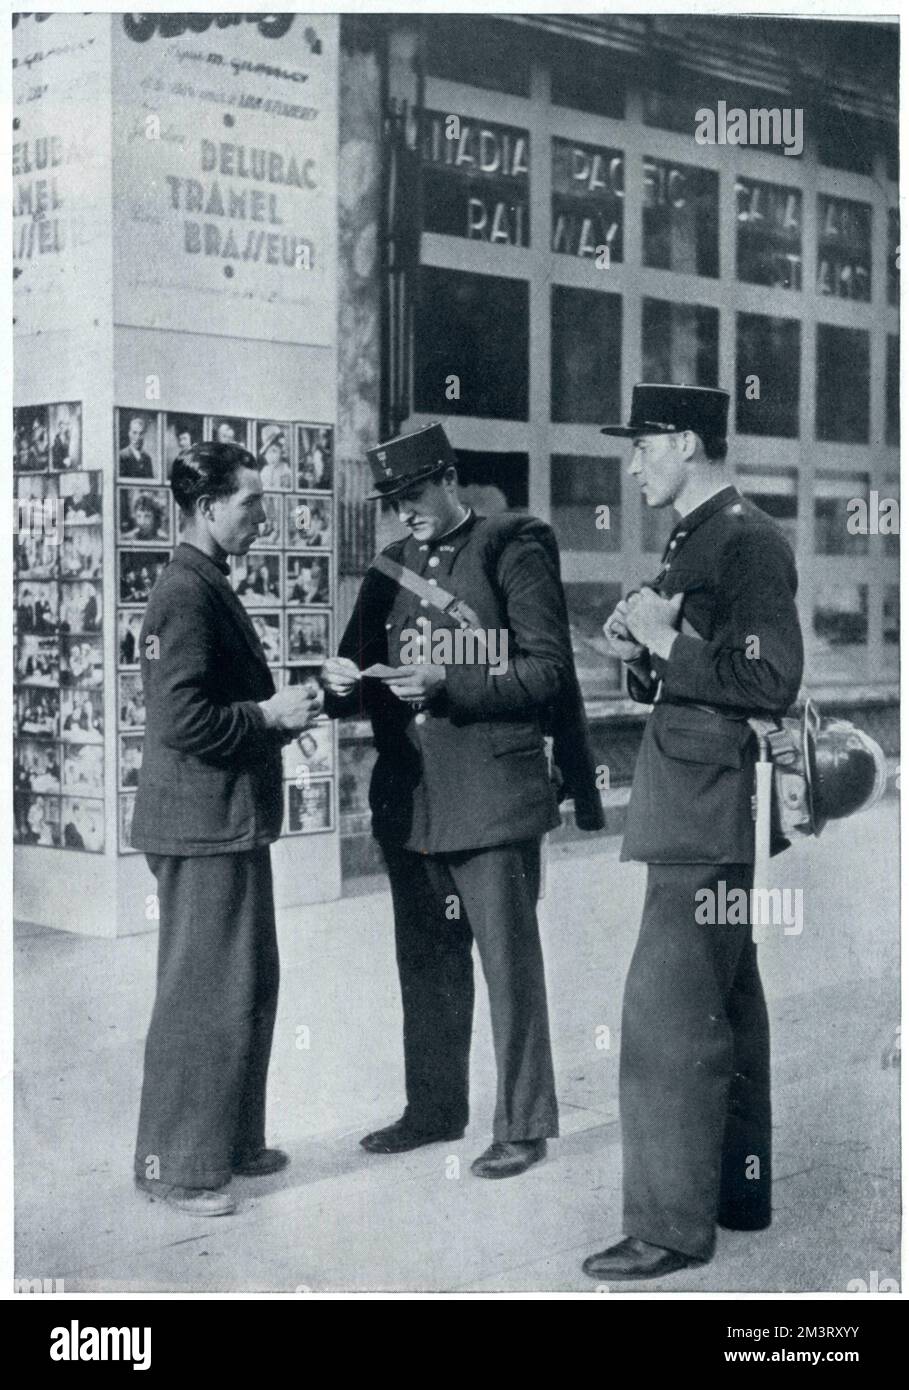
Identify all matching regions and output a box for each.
[663,486,740,562]
[411,508,478,559]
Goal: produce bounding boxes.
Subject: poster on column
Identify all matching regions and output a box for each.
[111,13,338,346]
[12,12,112,335]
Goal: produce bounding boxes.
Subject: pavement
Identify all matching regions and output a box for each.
[14,800,900,1294]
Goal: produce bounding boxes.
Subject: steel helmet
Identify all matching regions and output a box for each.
[802,699,887,834]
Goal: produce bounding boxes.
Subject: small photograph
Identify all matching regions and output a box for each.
[232,552,282,606]
[63,742,105,797]
[118,672,146,730]
[60,471,102,524]
[60,526,103,580]
[118,485,173,544]
[16,635,60,687]
[61,688,103,743]
[286,610,331,663]
[285,494,332,549]
[286,778,333,834]
[118,609,144,667]
[59,580,102,635]
[17,686,60,739]
[14,405,50,472]
[255,422,293,489]
[17,580,59,634]
[118,733,144,790]
[251,493,283,549]
[60,635,103,689]
[249,610,283,666]
[119,549,169,603]
[207,415,249,448]
[16,472,59,506]
[49,402,82,471]
[164,412,205,472]
[118,792,138,853]
[15,530,60,580]
[15,739,62,795]
[61,797,105,853]
[14,793,61,847]
[282,720,334,780]
[285,554,330,606]
[117,409,161,480]
[296,423,333,490]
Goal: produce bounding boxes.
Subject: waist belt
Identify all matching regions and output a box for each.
[372,552,482,630]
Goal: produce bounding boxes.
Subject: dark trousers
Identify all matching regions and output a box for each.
[620,863,771,1260]
[134,848,280,1188]
[383,840,559,1142]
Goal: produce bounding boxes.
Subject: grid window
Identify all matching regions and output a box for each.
[884,585,899,650]
[738,467,798,553]
[552,138,624,262]
[642,158,718,277]
[421,111,530,247]
[550,46,625,119]
[817,107,875,176]
[816,195,872,302]
[414,267,529,420]
[813,582,869,651]
[736,178,802,290]
[550,455,622,552]
[886,336,899,448]
[642,299,719,386]
[887,209,899,307]
[425,17,530,97]
[883,476,899,560]
[814,471,870,556]
[735,313,801,437]
[816,324,870,444]
[551,285,622,425]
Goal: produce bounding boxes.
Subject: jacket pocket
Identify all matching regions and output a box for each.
[486,721,544,758]
[656,708,750,769]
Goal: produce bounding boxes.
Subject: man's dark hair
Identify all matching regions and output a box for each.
[171,440,257,514]
[702,434,728,464]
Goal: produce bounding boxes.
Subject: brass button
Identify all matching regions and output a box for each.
[428,556,440,567]
[414,712,427,726]
[428,578,438,586]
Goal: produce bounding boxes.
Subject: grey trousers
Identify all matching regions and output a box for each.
[383,840,559,1142]
[134,848,279,1188]
[620,862,772,1260]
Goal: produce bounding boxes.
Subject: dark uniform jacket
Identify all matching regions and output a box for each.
[131,543,284,856]
[622,487,804,865]
[327,512,590,855]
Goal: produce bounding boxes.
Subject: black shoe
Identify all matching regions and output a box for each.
[360,1117,465,1154]
[233,1147,290,1177]
[470,1139,547,1179]
[582,1236,702,1281]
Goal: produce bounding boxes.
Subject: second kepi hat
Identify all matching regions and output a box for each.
[366,421,457,500]
[600,383,730,440]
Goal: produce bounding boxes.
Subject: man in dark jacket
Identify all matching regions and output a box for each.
[583,385,804,1280]
[132,441,319,1218]
[322,422,603,1179]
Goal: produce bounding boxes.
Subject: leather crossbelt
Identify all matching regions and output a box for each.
[372,552,483,630]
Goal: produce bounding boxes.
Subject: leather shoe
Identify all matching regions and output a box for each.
[135,1175,236,1217]
[470,1139,547,1179]
[360,1117,465,1154]
[233,1147,290,1177]
[582,1236,700,1281]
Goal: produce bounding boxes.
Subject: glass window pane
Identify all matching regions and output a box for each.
[738,466,798,552]
[736,178,802,290]
[552,138,623,262]
[883,476,899,559]
[425,17,530,97]
[642,159,718,277]
[643,79,802,160]
[551,286,621,425]
[642,299,718,386]
[421,111,530,247]
[817,108,874,175]
[883,584,899,656]
[550,45,625,119]
[452,450,529,513]
[888,209,900,307]
[565,580,622,698]
[886,337,899,448]
[550,455,621,552]
[735,313,800,437]
[816,324,869,444]
[414,267,528,420]
[814,470,869,556]
[817,196,872,302]
[813,582,868,658]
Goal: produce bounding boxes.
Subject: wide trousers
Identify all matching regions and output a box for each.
[620,862,771,1260]
[382,840,559,1142]
[134,848,280,1188]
